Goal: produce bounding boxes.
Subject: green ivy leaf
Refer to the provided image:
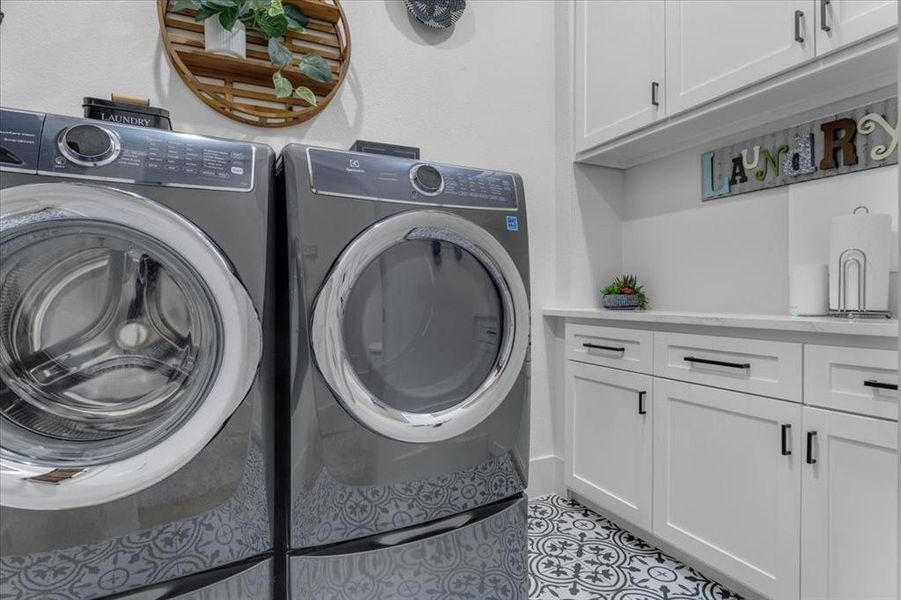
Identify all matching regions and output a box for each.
[272,71,293,98]
[253,11,288,38]
[206,0,237,7]
[267,38,293,68]
[236,0,253,16]
[173,0,200,12]
[268,0,284,16]
[298,53,332,83]
[218,7,240,30]
[194,5,217,21]
[293,86,316,106]
[283,4,308,30]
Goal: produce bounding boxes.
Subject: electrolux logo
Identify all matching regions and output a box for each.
[346,157,364,173]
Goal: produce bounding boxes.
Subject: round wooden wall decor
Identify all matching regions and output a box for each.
[158,0,350,127]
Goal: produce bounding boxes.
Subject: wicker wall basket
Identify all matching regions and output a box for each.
[158,0,350,127]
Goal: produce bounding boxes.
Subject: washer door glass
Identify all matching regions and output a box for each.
[1,221,220,466]
[0,183,261,510]
[312,211,529,443]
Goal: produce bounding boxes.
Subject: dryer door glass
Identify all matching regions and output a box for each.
[312,211,529,444]
[342,238,503,414]
[0,183,261,510]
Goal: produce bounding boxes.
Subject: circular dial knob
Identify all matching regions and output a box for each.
[410,164,444,196]
[58,124,120,166]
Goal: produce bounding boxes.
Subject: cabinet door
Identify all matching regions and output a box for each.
[653,379,802,599]
[801,407,898,600]
[565,362,653,530]
[816,0,897,54]
[574,0,664,152]
[665,0,814,114]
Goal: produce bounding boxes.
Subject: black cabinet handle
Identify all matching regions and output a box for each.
[806,431,817,464]
[683,356,751,370]
[820,0,831,32]
[651,81,660,107]
[794,10,805,43]
[638,390,647,415]
[864,380,898,391]
[583,343,625,354]
[781,424,792,456]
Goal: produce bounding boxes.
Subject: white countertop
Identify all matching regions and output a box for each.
[543,307,899,338]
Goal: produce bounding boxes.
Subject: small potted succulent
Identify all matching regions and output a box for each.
[601,275,648,310]
[174,0,334,105]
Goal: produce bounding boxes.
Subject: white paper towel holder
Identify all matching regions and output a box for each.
[828,208,893,319]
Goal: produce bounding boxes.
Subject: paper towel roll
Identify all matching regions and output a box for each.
[790,264,828,316]
[829,210,892,311]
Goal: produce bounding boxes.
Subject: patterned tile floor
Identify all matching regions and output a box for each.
[528,494,743,600]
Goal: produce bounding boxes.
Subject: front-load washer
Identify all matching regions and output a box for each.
[281,144,530,599]
[0,108,277,599]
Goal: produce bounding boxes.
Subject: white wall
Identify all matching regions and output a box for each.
[0,1,562,491]
[619,95,899,315]
[534,0,626,495]
[621,150,898,315]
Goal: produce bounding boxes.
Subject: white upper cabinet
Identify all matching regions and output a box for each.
[665,0,815,115]
[573,0,898,163]
[816,0,898,54]
[574,0,665,152]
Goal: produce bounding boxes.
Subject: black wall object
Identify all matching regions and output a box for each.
[83,97,172,130]
[403,0,465,29]
[351,140,420,159]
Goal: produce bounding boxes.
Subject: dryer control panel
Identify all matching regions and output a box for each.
[0,108,255,191]
[308,147,519,210]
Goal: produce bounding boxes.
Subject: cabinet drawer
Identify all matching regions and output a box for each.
[654,332,802,402]
[804,345,898,420]
[566,323,653,374]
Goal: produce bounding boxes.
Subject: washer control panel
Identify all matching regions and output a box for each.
[0,108,45,171]
[308,148,518,210]
[0,109,255,191]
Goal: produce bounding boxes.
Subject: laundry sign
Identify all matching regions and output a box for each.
[702,97,898,200]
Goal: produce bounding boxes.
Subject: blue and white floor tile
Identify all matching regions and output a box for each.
[528,494,742,600]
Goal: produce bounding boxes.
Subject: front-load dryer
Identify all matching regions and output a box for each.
[281,145,530,599]
[0,109,276,599]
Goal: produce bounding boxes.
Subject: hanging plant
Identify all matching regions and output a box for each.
[174,0,334,105]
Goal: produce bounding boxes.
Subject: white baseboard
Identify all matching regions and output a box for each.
[526,454,565,498]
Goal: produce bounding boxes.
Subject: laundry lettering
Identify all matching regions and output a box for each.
[701,98,898,200]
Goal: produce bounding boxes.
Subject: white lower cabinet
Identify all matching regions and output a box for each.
[800,407,898,600]
[564,323,898,600]
[652,378,802,600]
[565,361,653,530]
